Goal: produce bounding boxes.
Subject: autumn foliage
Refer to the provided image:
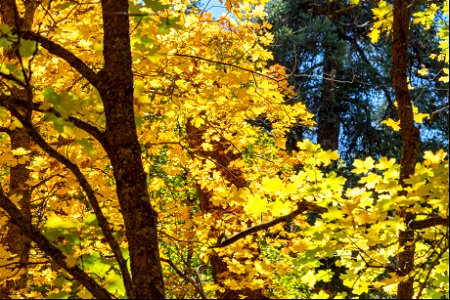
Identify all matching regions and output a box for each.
[0,0,448,299]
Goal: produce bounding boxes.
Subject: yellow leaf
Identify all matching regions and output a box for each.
[352,157,375,174]
[244,195,268,215]
[417,67,429,76]
[311,290,329,299]
[201,142,213,151]
[297,139,319,153]
[261,177,283,193]
[412,105,429,124]
[375,156,396,170]
[271,199,291,216]
[423,149,447,166]
[368,28,380,43]
[381,118,400,131]
[77,289,92,298]
[11,147,31,156]
[192,116,205,127]
[301,270,316,288]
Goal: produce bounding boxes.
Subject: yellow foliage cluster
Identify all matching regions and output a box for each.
[0,0,448,299]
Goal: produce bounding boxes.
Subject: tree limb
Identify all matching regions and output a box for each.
[0,191,113,299]
[409,216,449,230]
[216,201,327,248]
[0,100,133,298]
[0,95,105,146]
[160,257,207,300]
[18,31,99,88]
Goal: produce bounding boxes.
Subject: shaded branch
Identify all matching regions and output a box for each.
[409,216,449,230]
[0,191,113,299]
[0,71,26,87]
[427,105,449,124]
[416,242,449,299]
[19,31,98,87]
[0,126,12,135]
[216,201,327,248]
[160,257,207,300]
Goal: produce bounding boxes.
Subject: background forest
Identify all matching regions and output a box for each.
[0,0,448,299]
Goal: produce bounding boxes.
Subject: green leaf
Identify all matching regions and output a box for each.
[46,291,71,299]
[143,0,169,12]
[18,39,37,57]
[46,113,71,133]
[83,213,98,226]
[0,38,12,51]
[158,16,182,34]
[83,253,113,277]
[76,138,96,157]
[43,87,61,105]
[0,24,11,34]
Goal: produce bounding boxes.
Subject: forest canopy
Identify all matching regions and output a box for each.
[0,0,448,299]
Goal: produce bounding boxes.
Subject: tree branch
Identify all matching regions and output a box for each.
[0,100,133,298]
[0,191,112,299]
[409,216,449,230]
[0,95,105,146]
[0,71,26,87]
[18,31,98,88]
[160,257,207,300]
[216,201,327,248]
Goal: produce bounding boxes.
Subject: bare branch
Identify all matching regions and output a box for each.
[160,257,207,300]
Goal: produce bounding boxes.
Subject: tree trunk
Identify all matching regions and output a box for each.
[317,43,344,151]
[392,0,419,299]
[97,0,164,298]
[186,120,268,299]
[0,1,37,297]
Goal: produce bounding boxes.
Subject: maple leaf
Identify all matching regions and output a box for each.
[352,157,375,174]
[244,195,268,215]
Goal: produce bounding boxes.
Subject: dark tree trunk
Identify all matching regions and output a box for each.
[0,1,36,296]
[392,0,419,299]
[98,0,164,298]
[317,45,343,151]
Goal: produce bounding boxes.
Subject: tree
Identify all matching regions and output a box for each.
[0,0,448,299]
[0,1,36,297]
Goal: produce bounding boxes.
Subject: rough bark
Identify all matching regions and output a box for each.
[0,1,36,296]
[392,0,419,299]
[186,120,268,299]
[98,0,164,298]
